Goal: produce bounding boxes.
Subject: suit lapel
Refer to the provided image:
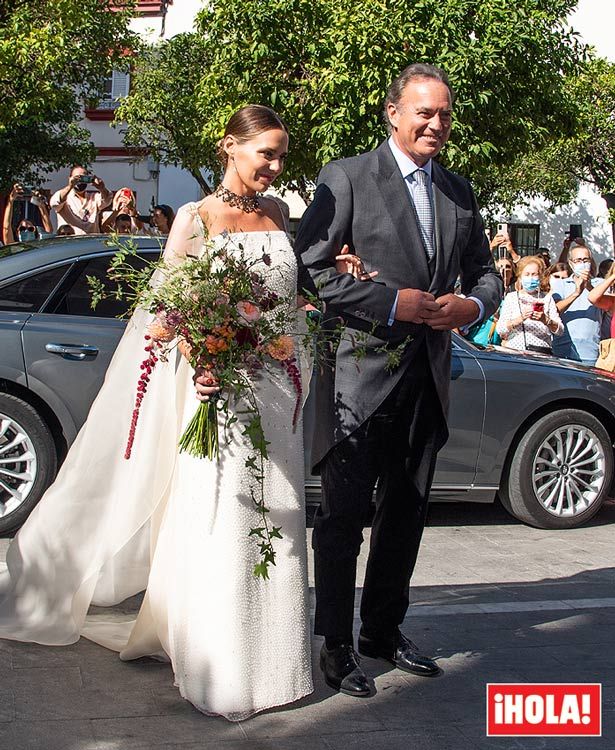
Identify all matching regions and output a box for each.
[370,143,430,290]
[431,161,457,294]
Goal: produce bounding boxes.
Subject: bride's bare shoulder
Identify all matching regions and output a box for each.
[261,196,290,231]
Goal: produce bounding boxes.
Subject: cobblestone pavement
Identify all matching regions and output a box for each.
[1,498,614,749]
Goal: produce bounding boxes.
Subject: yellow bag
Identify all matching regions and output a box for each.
[595,338,615,372]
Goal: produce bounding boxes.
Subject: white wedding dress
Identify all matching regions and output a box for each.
[0,202,313,721]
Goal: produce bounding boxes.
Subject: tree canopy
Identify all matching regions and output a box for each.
[119,0,587,207]
[493,56,615,239]
[0,0,138,190]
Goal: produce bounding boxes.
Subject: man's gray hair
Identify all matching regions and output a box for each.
[383,63,453,132]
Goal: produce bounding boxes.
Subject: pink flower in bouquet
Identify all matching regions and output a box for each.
[215,293,230,306]
[266,335,294,361]
[147,316,175,342]
[236,300,261,324]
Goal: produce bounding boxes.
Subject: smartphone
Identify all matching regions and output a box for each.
[532,301,545,312]
[569,224,583,241]
[497,222,509,236]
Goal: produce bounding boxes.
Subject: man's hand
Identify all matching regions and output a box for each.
[394,288,441,324]
[68,173,82,190]
[575,271,590,292]
[424,294,480,331]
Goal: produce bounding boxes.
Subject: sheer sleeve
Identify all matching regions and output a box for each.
[265,196,291,232]
[162,202,204,267]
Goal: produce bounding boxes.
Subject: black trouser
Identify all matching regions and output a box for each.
[313,355,444,641]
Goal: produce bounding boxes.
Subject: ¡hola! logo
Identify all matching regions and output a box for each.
[486,683,601,737]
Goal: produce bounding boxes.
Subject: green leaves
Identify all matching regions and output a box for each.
[0,0,139,189]
[117,0,587,210]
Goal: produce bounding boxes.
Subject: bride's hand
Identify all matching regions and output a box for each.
[194,369,220,402]
[177,339,192,360]
[335,244,378,281]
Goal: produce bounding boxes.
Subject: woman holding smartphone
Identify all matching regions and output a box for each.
[496,255,563,354]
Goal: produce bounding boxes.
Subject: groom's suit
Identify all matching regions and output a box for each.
[295,140,502,640]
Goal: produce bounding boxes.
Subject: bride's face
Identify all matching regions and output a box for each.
[224,128,289,193]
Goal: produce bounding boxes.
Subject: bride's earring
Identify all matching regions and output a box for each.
[230,155,238,174]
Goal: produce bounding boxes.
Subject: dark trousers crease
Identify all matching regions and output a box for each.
[313,351,445,640]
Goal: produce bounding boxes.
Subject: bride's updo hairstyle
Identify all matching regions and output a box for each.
[216,105,288,168]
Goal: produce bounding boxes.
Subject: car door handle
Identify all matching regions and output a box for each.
[45,343,99,361]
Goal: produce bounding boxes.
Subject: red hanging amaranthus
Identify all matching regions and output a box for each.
[281,356,303,428]
[125,335,159,459]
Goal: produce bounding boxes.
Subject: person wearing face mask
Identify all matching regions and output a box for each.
[464,257,512,346]
[550,244,604,365]
[496,255,562,354]
[2,183,54,244]
[50,165,112,235]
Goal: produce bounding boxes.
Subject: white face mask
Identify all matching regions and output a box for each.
[571,261,591,276]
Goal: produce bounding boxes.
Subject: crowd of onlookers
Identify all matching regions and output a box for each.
[464,231,615,369]
[1,165,175,245]
[3,166,615,370]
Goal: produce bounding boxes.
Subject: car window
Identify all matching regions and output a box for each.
[49,254,155,319]
[0,265,70,312]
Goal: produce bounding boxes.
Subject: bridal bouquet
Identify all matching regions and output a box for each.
[89,236,303,579]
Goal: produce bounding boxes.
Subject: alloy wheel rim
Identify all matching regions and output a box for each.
[532,424,606,517]
[0,414,37,518]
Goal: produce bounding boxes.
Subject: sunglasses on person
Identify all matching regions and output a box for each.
[18,224,36,232]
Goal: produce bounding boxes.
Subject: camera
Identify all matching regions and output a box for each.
[19,185,35,198]
[80,174,95,185]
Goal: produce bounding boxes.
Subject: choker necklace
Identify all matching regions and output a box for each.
[214,184,260,213]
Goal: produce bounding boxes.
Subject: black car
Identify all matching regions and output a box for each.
[1,236,614,534]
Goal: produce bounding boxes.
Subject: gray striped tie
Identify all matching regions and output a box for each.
[411,168,435,259]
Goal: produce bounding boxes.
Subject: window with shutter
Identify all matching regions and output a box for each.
[98,71,130,110]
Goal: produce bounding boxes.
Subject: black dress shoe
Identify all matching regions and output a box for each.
[358,628,441,677]
[319,643,371,696]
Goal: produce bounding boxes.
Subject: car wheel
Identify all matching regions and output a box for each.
[0,393,57,535]
[500,409,613,529]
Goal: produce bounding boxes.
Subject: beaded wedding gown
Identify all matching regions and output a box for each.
[0,202,313,721]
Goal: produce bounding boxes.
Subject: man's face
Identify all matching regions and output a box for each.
[387,78,452,166]
[71,167,88,194]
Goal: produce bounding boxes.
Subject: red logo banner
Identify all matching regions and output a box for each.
[486,683,601,737]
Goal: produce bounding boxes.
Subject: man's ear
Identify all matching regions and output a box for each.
[386,103,399,130]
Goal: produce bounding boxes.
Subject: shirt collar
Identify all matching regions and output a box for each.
[388,136,432,181]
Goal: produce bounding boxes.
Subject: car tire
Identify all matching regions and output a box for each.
[500,408,613,529]
[0,393,57,536]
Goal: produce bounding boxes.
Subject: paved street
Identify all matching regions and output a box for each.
[1,498,614,749]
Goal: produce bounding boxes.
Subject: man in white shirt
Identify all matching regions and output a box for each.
[50,166,112,235]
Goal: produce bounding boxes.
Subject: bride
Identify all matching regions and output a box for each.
[0,105,315,721]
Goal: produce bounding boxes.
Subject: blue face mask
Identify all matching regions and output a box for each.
[18,229,37,242]
[521,277,540,293]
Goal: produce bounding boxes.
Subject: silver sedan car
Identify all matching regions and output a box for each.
[1,236,615,535]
